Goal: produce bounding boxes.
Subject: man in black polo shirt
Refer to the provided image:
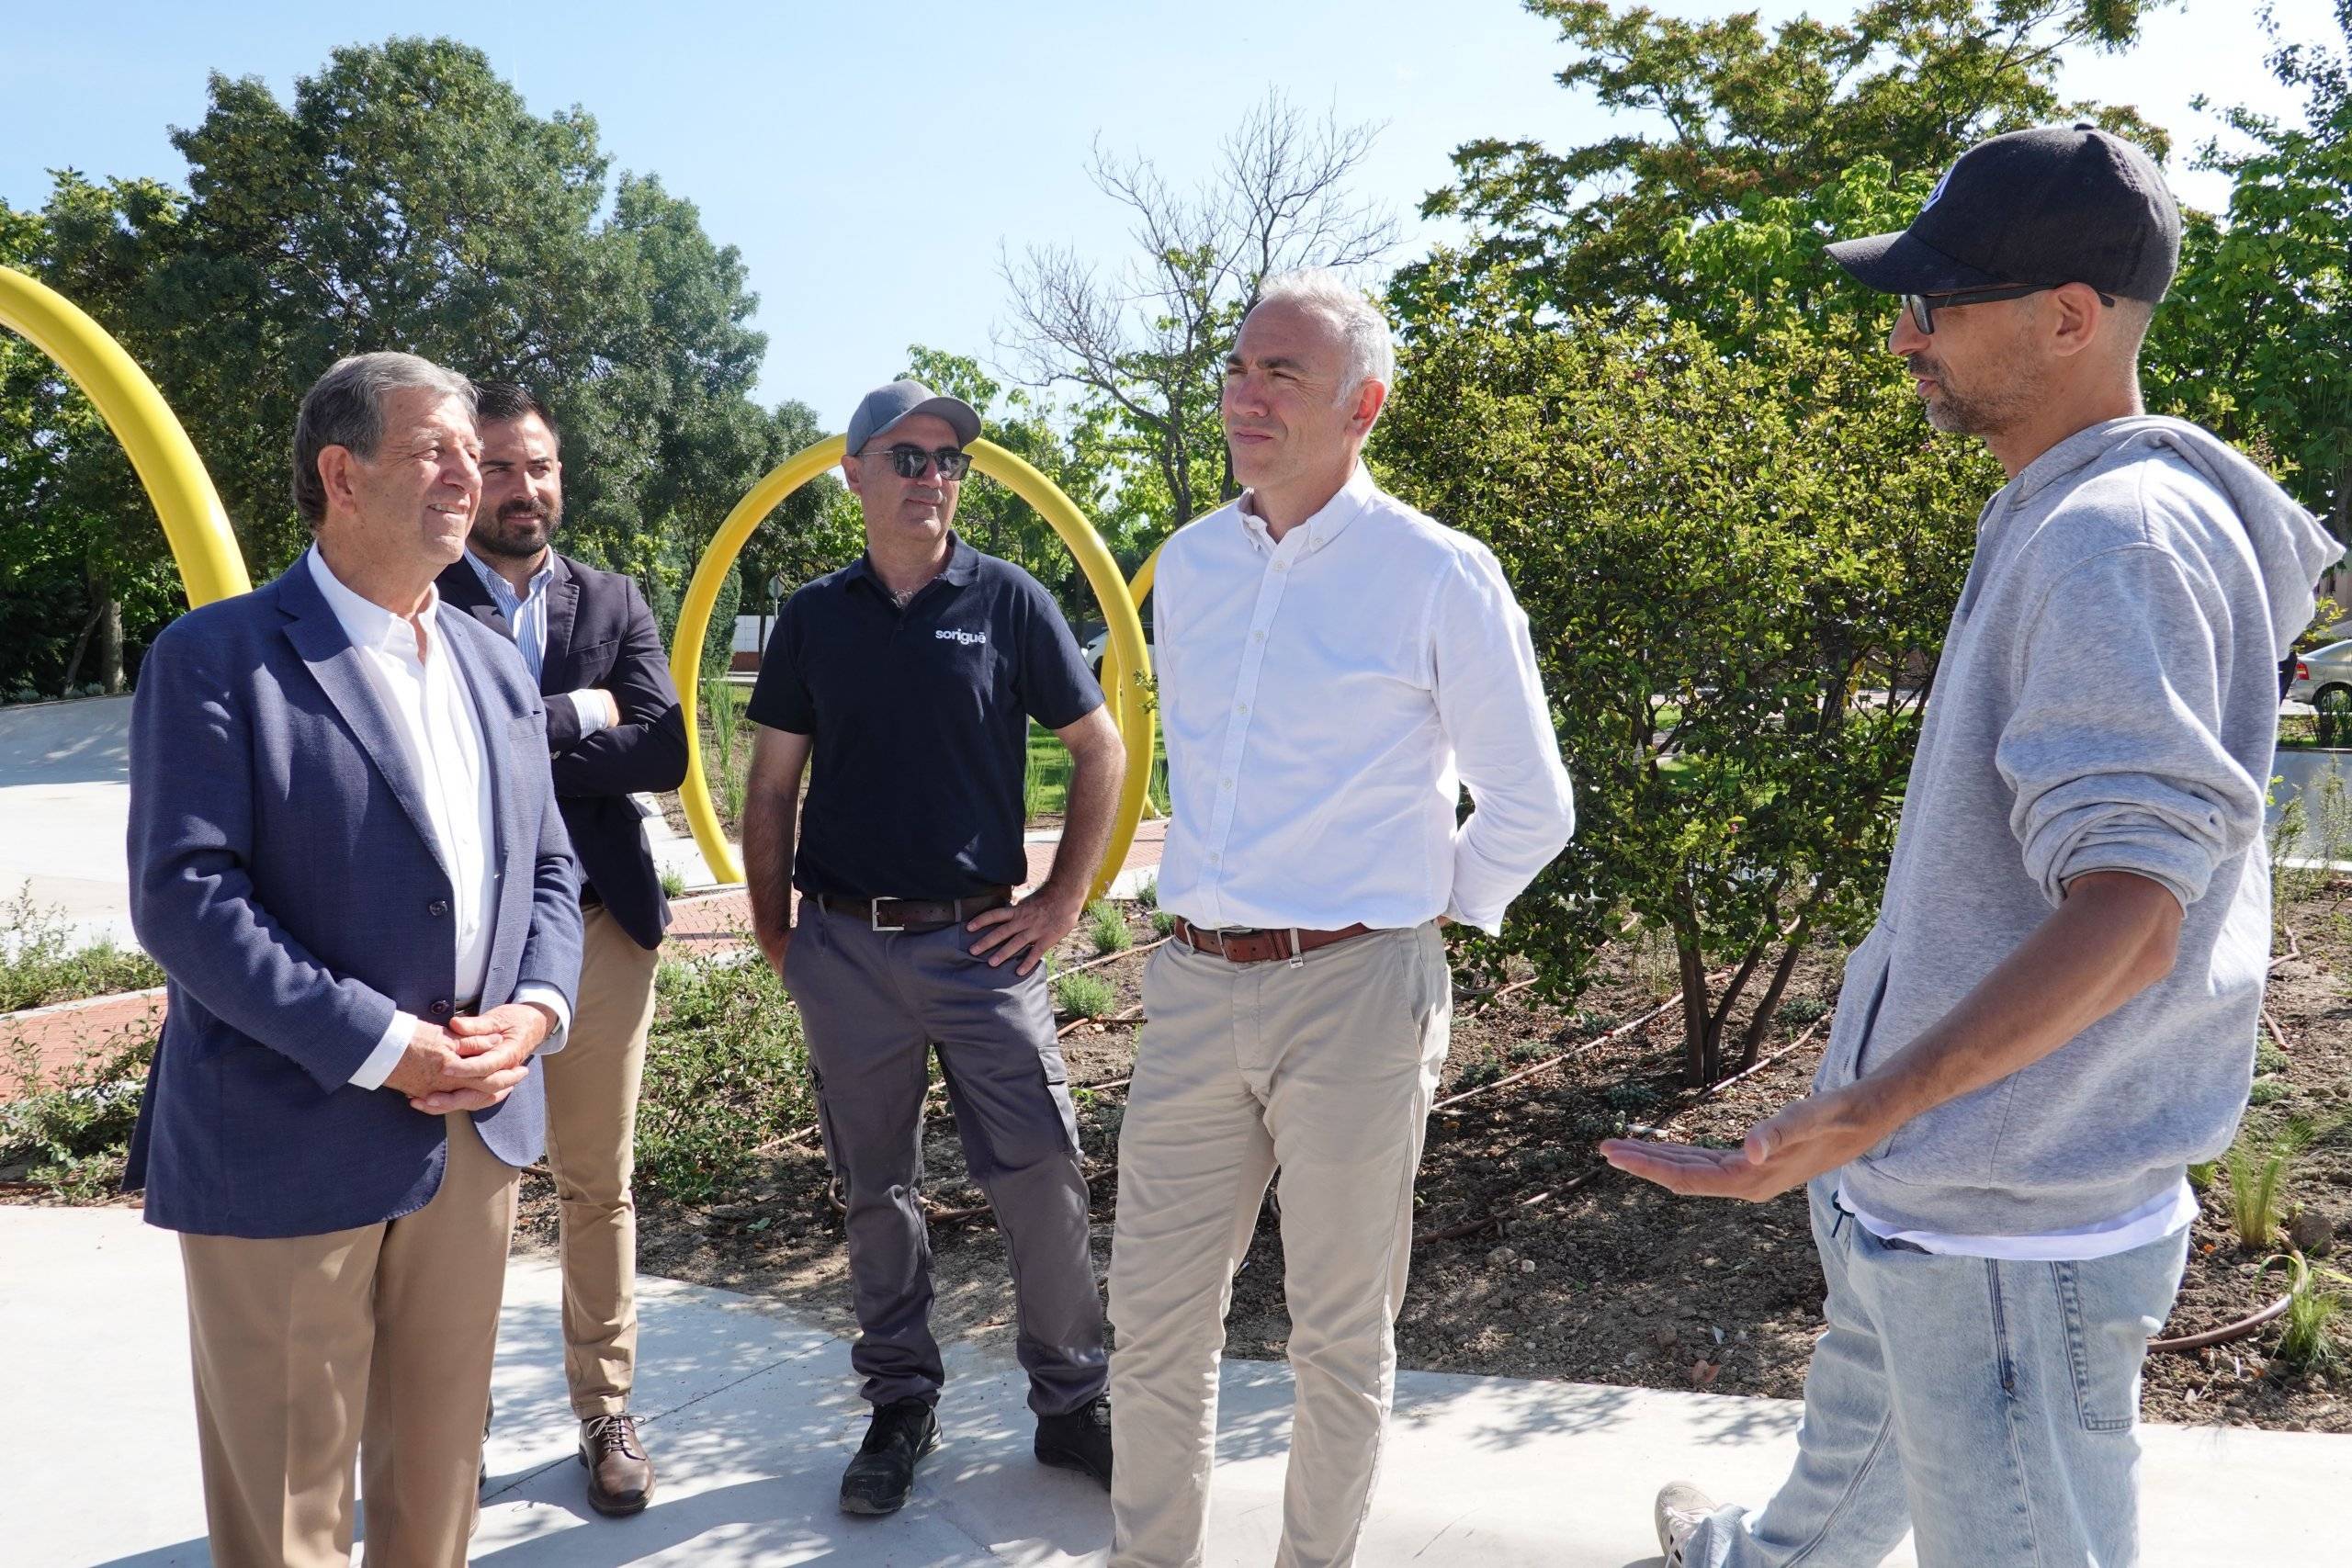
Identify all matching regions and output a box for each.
[742,378,1125,1517]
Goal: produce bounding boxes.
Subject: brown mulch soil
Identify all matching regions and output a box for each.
[511,885,2352,1436]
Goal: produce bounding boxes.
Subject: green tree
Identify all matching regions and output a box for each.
[2143,1,2352,541]
[1406,0,2173,321]
[1000,91,1395,539]
[1,177,187,696]
[1378,291,1987,1085]
[899,344,1159,620]
[17,36,823,691]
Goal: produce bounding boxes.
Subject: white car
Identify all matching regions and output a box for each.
[1080,624,1156,681]
[2288,639,2352,708]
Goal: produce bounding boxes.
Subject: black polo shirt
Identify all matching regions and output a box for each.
[747,534,1104,899]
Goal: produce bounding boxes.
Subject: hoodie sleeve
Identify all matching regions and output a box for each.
[1996,542,2265,910]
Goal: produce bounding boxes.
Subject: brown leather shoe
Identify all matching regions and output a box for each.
[578,1413,655,1517]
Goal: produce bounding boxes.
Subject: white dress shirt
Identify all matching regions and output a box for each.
[1153,464,1574,935]
[305,548,570,1089]
[460,548,614,739]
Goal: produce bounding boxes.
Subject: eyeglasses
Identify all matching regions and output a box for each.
[857,444,972,480]
[1904,283,2118,335]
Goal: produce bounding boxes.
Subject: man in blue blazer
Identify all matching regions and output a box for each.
[125,351,582,1568]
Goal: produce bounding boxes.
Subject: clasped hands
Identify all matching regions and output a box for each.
[381,1002,558,1114]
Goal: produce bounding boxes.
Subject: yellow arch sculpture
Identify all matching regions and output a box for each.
[1098,538,1166,819]
[670,434,1154,901]
[2,264,1154,902]
[0,266,248,607]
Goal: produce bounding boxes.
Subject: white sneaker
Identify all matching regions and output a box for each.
[1654,1480,1715,1566]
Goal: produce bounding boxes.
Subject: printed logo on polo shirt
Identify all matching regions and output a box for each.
[935,628,989,647]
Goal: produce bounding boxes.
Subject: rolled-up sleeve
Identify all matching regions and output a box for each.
[1430,542,1577,932]
[1998,545,2261,910]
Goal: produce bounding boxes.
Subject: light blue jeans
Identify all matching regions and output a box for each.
[1682,1176,2189,1567]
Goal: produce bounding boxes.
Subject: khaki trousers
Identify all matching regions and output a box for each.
[540,903,660,1416]
[1108,924,1452,1568]
[179,1111,518,1568]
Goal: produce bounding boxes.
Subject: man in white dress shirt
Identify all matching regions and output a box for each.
[1106,270,1575,1568]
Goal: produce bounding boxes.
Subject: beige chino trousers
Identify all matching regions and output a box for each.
[539,902,660,1416]
[179,1111,516,1568]
[1108,923,1452,1568]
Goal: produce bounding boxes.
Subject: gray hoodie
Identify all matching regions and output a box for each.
[1824,416,2341,1236]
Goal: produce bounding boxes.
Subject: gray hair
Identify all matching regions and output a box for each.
[1252,268,1396,406]
[291,352,477,527]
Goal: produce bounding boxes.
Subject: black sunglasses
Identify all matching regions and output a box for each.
[858,444,972,480]
[1904,283,2119,335]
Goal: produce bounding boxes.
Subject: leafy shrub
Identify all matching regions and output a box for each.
[1378,299,1982,1087]
[1150,909,1180,938]
[2278,1277,2346,1373]
[0,887,164,1012]
[0,1026,154,1199]
[1136,875,1159,909]
[635,952,813,1203]
[2319,686,2352,750]
[1054,971,1115,1020]
[2227,1122,2313,1251]
[1085,900,1133,955]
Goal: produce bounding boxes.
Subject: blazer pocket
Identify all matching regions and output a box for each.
[566,636,620,680]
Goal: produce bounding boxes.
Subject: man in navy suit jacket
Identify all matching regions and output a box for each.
[125,352,582,1568]
[435,382,687,1517]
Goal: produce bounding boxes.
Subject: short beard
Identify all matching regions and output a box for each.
[471,503,560,560]
[1911,351,2039,441]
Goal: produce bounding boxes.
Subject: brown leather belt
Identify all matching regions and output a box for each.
[817,886,1014,932]
[1170,916,1373,965]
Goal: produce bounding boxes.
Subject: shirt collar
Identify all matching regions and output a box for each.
[1237,463,1378,555]
[847,532,978,593]
[462,547,555,607]
[306,545,439,658]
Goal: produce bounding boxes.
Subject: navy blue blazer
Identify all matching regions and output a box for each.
[436,551,688,952]
[122,558,583,1239]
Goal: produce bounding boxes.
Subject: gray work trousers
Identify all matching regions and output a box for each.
[786,897,1109,1417]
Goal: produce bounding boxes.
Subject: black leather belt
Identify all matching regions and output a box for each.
[817,887,1015,932]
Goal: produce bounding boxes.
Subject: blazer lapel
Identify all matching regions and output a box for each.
[436,557,514,641]
[543,557,581,687]
[277,565,452,883]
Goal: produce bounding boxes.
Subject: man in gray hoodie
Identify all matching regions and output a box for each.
[1606,126,2341,1567]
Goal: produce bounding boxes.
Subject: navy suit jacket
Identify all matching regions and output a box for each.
[122,558,583,1239]
[437,552,688,951]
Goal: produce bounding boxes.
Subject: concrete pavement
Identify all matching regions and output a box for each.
[4,1204,2332,1567]
[0,695,136,950]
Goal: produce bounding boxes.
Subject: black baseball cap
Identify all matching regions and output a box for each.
[1826,124,2180,303]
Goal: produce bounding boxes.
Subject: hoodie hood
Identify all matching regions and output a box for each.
[2012,415,2342,656]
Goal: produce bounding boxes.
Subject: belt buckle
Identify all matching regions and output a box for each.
[871,897,907,934]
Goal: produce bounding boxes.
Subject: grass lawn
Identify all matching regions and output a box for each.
[1027,722,1169,823]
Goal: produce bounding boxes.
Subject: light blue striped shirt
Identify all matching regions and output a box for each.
[463,549,557,682]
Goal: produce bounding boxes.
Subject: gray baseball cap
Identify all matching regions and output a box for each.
[844,379,981,455]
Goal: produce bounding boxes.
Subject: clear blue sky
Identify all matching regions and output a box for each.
[1,0,2333,421]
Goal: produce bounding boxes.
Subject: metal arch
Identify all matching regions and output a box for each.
[670,435,1153,899]
[0,266,248,607]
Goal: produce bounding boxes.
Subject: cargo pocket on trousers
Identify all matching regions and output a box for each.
[2052,1260,2141,1433]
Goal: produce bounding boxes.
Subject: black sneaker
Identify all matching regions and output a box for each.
[839,1397,941,1516]
[1033,1393,1113,1489]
